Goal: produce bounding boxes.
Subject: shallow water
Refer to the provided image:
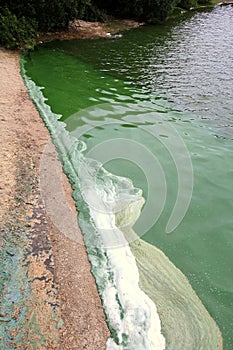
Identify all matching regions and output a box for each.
[24,5,233,349]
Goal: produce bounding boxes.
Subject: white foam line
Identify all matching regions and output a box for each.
[81,174,165,349]
[21,60,166,349]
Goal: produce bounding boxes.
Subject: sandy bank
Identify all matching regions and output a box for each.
[0,47,109,349]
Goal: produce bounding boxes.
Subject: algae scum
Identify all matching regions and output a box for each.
[22,5,233,350]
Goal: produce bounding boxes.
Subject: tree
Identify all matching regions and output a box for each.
[0,0,213,49]
[0,0,101,49]
[94,0,180,23]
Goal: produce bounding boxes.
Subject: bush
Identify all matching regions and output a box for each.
[94,0,179,23]
[0,0,211,50]
[0,1,105,49]
[0,8,37,49]
[197,0,212,4]
[0,1,104,32]
[177,0,198,9]
[177,0,212,9]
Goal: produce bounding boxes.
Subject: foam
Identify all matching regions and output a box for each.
[21,55,223,350]
[21,58,166,349]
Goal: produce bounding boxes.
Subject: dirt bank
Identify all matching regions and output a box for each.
[38,19,143,43]
[0,47,109,349]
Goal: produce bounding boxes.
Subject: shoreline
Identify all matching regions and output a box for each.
[0,18,142,349]
[35,2,233,45]
[1,4,231,346]
[37,19,143,44]
[0,47,109,348]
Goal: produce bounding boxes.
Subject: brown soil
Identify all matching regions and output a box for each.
[0,18,142,349]
[0,46,109,348]
[38,19,143,43]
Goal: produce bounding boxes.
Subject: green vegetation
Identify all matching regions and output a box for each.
[0,0,102,49]
[94,0,179,22]
[178,0,213,9]
[178,0,198,9]
[0,0,214,49]
[94,0,213,22]
[0,8,37,49]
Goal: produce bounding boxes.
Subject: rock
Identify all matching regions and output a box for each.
[68,19,101,33]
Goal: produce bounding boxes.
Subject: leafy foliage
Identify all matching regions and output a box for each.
[197,0,212,4]
[0,0,104,49]
[94,0,179,23]
[0,1,102,32]
[177,0,198,9]
[0,0,214,49]
[0,8,37,49]
[177,0,212,9]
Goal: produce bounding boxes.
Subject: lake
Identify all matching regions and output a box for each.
[23,5,233,349]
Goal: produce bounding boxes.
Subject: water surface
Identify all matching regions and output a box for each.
[24,5,233,349]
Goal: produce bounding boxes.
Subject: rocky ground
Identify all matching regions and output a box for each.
[38,19,142,43]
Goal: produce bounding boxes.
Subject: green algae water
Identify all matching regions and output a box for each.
[23,5,233,349]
